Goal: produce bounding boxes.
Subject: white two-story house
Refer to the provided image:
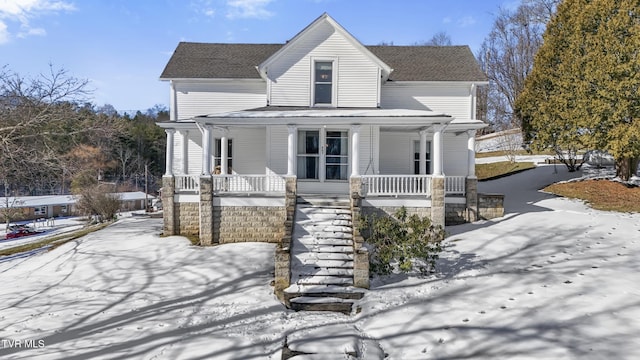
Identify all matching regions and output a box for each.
[157,13,496,248]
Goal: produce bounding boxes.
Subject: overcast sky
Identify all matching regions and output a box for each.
[0,0,515,113]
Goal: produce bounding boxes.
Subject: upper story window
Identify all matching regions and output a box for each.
[314,61,333,106]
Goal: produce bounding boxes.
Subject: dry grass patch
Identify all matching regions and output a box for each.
[544,180,640,213]
[475,150,554,159]
[476,161,536,180]
[0,222,111,257]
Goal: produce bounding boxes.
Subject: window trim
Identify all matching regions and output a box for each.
[213,138,233,174]
[311,58,338,107]
[412,139,432,175]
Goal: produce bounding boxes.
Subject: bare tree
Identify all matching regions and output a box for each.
[420,31,453,46]
[0,66,118,195]
[477,0,560,131]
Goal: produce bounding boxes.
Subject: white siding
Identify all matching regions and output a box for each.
[379,130,469,175]
[225,128,266,174]
[187,132,203,175]
[379,131,416,175]
[267,20,379,108]
[173,81,266,120]
[357,125,378,175]
[442,133,468,176]
[381,83,472,119]
[267,126,289,175]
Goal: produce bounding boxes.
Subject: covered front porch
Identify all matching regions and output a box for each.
[158,108,487,244]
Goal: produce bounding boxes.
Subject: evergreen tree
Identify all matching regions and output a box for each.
[517,0,640,179]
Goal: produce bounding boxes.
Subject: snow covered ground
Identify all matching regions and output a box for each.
[1,165,639,359]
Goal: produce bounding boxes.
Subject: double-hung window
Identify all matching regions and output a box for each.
[314,61,333,106]
[214,138,232,174]
[413,140,432,174]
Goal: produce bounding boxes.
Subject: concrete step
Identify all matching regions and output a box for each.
[301,225,352,233]
[330,219,352,226]
[297,237,353,246]
[293,252,354,261]
[289,296,354,315]
[302,259,353,268]
[293,245,353,254]
[293,266,354,277]
[294,275,354,285]
[312,231,353,239]
[284,284,365,300]
[297,196,350,206]
[300,207,352,215]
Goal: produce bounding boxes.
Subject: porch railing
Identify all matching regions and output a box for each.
[360,175,467,197]
[361,175,432,197]
[212,175,286,194]
[445,176,466,195]
[173,174,286,194]
[175,175,200,193]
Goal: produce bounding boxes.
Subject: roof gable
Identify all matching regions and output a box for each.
[256,13,392,81]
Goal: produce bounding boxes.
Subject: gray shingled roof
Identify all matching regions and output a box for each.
[160,42,487,82]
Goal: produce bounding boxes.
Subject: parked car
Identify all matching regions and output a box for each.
[7,224,35,232]
[5,229,33,240]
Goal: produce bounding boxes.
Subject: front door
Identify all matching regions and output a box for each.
[297,129,349,193]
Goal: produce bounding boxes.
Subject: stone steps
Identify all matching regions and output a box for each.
[287,200,365,314]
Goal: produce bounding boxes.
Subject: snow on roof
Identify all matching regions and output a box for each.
[115,192,155,201]
[0,195,77,208]
[0,192,155,208]
[199,108,450,119]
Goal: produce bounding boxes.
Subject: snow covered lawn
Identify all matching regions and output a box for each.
[1,164,639,359]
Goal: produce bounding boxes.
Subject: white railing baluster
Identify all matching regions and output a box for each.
[173,175,285,194]
[361,175,433,197]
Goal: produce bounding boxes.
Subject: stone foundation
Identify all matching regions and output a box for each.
[162,176,176,236]
[199,176,214,246]
[214,206,286,244]
[174,202,199,236]
[465,177,478,222]
[350,176,369,289]
[445,203,467,225]
[478,193,505,220]
[274,176,297,300]
[361,206,431,219]
[430,176,445,227]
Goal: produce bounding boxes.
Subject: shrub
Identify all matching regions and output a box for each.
[359,207,445,275]
[74,185,121,222]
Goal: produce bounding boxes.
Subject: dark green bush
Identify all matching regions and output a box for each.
[359,207,445,275]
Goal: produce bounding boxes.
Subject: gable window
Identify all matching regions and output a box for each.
[214,138,233,174]
[314,61,333,106]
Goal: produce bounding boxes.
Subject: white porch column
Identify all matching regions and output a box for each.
[419,129,428,175]
[220,128,229,175]
[432,124,445,176]
[164,129,175,176]
[351,124,361,177]
[287,125,296,176]
[179,130,189,174]
[202,125,212,175]
[467,129,477,177]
